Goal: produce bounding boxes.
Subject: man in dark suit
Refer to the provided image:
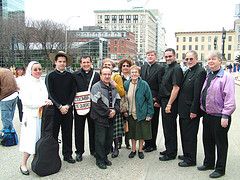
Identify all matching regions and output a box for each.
[140,50,165,152]
[178,50,206,167]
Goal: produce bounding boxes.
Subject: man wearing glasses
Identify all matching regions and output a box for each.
[159,48,183,161]
[178,51,206,167]
[140,50,165,153]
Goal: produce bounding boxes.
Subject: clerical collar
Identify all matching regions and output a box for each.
[56,69,65,73]
[211,69,220,75]
[148,62,156,67]
[189,64,198,71]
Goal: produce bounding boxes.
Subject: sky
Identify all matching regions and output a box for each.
[25,0,239,47]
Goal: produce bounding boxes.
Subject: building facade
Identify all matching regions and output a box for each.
[175,30,235,63]
[94,8,165,61]
[0,0,24,22]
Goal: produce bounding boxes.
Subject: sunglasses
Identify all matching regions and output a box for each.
[185,58,194,61]
[33,68,42,72]
[122,65,129,67]
[165,55,173,58]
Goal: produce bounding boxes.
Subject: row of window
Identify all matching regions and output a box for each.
[177,45,232,51]
[177,36,232,42]
[98,15,141,24]
[75,32,125,38]
[178,53,232,60]
[108,47,125,52]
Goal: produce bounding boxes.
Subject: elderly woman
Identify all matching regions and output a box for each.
[19,61,52,175]
[198,51,236,178]
[118,58,133,149]
[123,65,154,159]
[101,58,125,158]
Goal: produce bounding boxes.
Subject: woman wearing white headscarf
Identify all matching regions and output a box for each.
[19,61,52,175]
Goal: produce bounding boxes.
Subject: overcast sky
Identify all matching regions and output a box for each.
[25,0,239,47]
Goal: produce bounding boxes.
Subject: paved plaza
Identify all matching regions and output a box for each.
[0,79,240,180]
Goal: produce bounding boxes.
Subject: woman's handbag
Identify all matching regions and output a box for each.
[74,71,95,116]
[120,95,128,113]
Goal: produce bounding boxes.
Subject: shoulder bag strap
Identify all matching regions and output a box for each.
[87,71,96,92]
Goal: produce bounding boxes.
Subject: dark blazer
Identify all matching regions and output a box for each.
[178,64,206,118]
[140,62,165,103]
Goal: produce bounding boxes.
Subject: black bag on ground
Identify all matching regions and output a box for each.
[31,105,61,176]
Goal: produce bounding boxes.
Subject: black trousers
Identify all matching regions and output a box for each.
[145,106,160,148]
[161,98,178,158]
[74,108,95,155]
[202,112,231,174]
[179,116,200,164]
[53,106,73,158]
[95,122,113,164]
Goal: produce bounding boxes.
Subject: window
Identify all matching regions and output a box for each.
[228,45,231,50]
[189,37,192,42]
[126,15,131,23]
[238,44,240,50]
[114,40,117,45]
[176,53,178,59]
[183,37,186,42]
[98,15,102,19]
[112,15,117,23]
[189,45,192,50]
[201,37,205,42]
[98,20,102,24]
[133,15,138,23]
[195,45,198,50]
[201,45,204,51]
[182,53,186,59]
[238,35,240,42]
[121,47,124,52]
[195,37,198,42]
[105,15,110,23]
[239,26,240,32]
[177,37,179,42]
[228,53,231,60]
[228,36,232,42]
[208,36,212,42]
[121,40,124,45]
[176,45,179,50]
[208,45,211,50]
[183,45,186,50]
[114,47,117,52]
[119,15,124,23]
[108,47,111,52]
[201,53,204,60]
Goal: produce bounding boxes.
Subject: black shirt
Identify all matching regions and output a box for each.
[159,61,183,98]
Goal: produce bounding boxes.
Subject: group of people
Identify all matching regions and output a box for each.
[0,48,235,178]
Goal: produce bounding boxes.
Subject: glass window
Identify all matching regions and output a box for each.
[182,53,186,59]
[108,47,111,52]
[126,15,131,23]
[238,44,240,50]
[119,15,124,23]
[228,36,232,42]
[98,15,102,19]
[183,37,186,42]
[176,53,178,59]
[183,45,186,50]
[195,37,198,42]
[114,40,117,45]
[228,53,231,60]
[105,15,110,23]
[228,45,231,50]
[201,53,204,60]
[239,26,240,32]
[208,45,211,50]
[133,15,138,23]
[201,45,204,50]
[112,15,117,23]
[114,47,117,52]
[189,37,192,42]
[177,37,179,42]
[121,47,124,52]
[195,45,198,50]
[189,45,192,50]
[176,45,179,50]
[201,37,205,42]
[208,36,212,42]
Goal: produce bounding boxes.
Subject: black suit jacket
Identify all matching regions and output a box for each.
[140,62,165,103]
[178,64,206,118]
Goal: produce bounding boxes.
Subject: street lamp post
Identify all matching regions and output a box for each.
[222,27,226,60]
[214,36,217,50]
[65,16,80,54]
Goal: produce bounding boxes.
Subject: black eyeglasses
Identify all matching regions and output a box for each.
[165,55,173,58]
[185,58,194,61]
[33,68,42,72]
[122,65,129,67]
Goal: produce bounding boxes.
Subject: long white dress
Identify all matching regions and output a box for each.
[19,76,48,154]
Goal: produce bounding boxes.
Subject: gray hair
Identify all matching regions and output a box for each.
[207,51,222,60]
[187,50,198,59]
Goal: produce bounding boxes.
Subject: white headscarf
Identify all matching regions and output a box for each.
[25,61,41,77]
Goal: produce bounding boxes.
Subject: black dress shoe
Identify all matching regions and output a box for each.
[105,159,112,166]
[128,151,136,158]
[96,162,107,169]
[138,151,144,159]
[118,143,122,149]
[20,166,29,175]
[142,145,148,150]
[144,147,157,152]
[197,165,214,171]
[209,171,224,178]
[178,161,196,167]
[160,150,167,155]
[159,155,176,161]
[126,143,131,149]
[90,152,96,157]
[178,155,185,160]
[76,154,82,162]
[64,156,76,163]
[111,150,119,158]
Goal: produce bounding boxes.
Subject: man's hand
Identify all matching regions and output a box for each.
[165,105,171,113]
[221,118,228,128]
[60,105,69,115]
[110,80,117,87]
[154,102,160,107]
[109,109,116,118]
[146,117,152,121]
[190,113,197,119]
